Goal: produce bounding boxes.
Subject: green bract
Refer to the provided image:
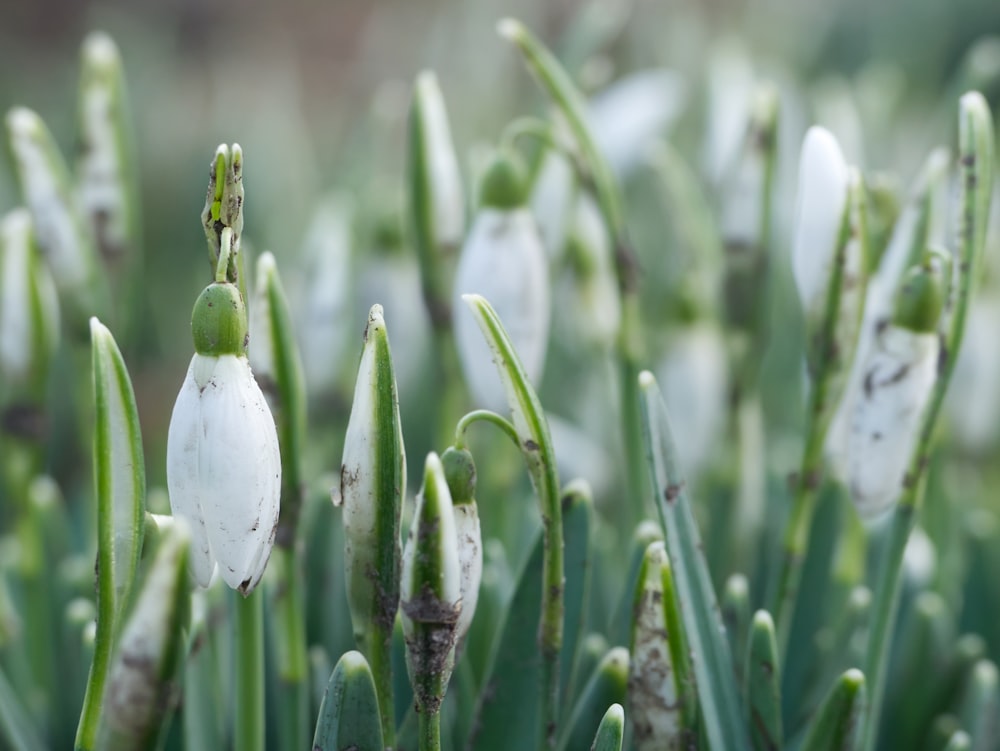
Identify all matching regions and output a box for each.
[191,281,248,357]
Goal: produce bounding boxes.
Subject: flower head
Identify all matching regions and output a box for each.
[167,276,280,595]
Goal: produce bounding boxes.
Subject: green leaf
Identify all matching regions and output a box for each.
[313,651,384,751]
[340,303,405,746]
[96,523,191,751]
[637,370,749,751]
[801,669,867,751]
[957,660,999,751]
[745,610,783,751]
[465,487,589,751]
[76,317,146,751]
[558,648,629,751]
[589,704,624,751]
[0,664,46,751]
[609,521,662,648]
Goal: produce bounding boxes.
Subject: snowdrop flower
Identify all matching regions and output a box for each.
[655,323,729,479]
[440,446,482,649]
[848,256,945,519]
[0,209,59,382]
[454,150,550,410]
[588,68,687,178]
[167,261,281,595]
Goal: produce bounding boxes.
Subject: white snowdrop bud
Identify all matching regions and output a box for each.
[848,258,944,519]
[791,127,850,331]
[166,279,281,595]
[454,151,550,410]
[440,446,482,649]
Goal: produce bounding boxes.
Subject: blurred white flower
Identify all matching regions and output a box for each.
[655,324,729,479]
[454,207,550,411]
[847,325,937,519]
[167,352,281,595]
[588,68,687,177]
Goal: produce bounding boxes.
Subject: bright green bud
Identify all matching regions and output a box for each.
[441,446,476,505]
[891,249,947,333]
[479,150,528,210]
[191,282,247,356]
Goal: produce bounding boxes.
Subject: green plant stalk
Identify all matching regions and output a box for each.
[463,294,563,749]
[75,319,145,751]
[419,711,441,751]
[235,591,264,751]
[498,18,646,526]
[801,670,867,751]
[859,92,994,751]
[255,253,310,749]
[745,611,783,751]
[773,177,862,648]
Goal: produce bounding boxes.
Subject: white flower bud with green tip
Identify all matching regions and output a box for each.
[401,452,462,718]
[791,126,850,334]
[167,253,280,595]
[0,209,59,382]
[441,446,482,649]
[848,253,945,519]
[454,150,550,410]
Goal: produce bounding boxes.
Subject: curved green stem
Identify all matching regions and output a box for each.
[454,409,520,451]
[418,708,441,751]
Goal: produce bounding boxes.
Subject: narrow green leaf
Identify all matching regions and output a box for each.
[558,480,593,717]
[723,573,751,690]
[340,303,405,747]
[462,293,563,747]
[76,317,146,751]
[557,648,629,751]
[96,523,191,751]
[313,651,384,751]
[590,704,624,751]
[609,521,662,647]
[745,610,783,751]
[638,370,749,751]
[957,660,999,751]
[466,489,588,751]
[0,664,46,751]
[801,669,867,751]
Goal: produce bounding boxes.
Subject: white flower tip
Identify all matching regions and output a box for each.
[638,369,656,389]
[82,31,120,68]
[461,292,484,310]
[256,251,277,277]
[960,90,988,116]
[842,668,865,687]
[416,69,439,92]
[752,609,774,630]
[496,18,522,41]
[6,107,42,138]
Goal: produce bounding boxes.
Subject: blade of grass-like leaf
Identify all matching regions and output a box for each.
[957,660,999,751]
[557,648,629,751]
[462,293,563,749]
[638,370,749,751]
[75,317,146,751]
[745,611,783,751]
[0,664,46,751]
[313,651,384,751]
[590,704,624,751]
[464,486,587,751]
[800,669,866,751]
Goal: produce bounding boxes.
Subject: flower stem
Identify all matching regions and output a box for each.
[454,409,519,451]
[418,707,441,751]
[235,590,264,751]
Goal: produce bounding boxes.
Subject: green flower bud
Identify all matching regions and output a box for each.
[440,446,476,505]
[891,249,948,333]
[191,282,247,357]
[479,150,528,210]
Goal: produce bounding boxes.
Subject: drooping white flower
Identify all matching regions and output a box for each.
[167,280,280,595]
[454,152,550,410]
[848,325,938,520]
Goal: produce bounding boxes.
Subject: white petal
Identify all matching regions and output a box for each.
[166,354,280,593]
[0,210,34,379]
[453,208,550,411]
[166,356,217,587]
[791,127,849,319]
[453,503,482,646]
[417,72,465,248]
[848,327,937,519]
